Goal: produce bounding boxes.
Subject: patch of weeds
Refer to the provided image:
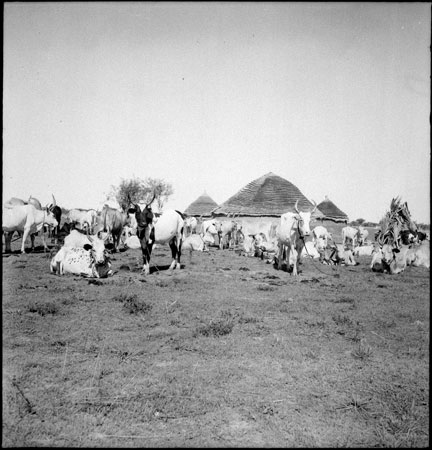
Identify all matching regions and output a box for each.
[332,314,353,327]
[172,277,189,285]
[372,389,428,447]
[193,310,236,337]
[376,319,396,329]
[333,297,355,305]
[155,279,169,288]
[26,300,59,316]
[305,320,326,329]
[336,393,371,413]
[304,350,319,360]
[113,293,152,315]
[238,314,261,324]
[351,340,373,360]
[257,283,274,291]
[60,296,76,306]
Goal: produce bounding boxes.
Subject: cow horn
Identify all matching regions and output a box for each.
[52,194,57,206]
[294,199,300,214]
[127,193,136,208]
[146,190,156,206]
[311,199,317,214]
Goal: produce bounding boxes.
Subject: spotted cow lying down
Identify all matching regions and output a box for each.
[50,244,113,278]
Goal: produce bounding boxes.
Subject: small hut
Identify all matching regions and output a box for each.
[183,191,219,218]
[316,196,348,223]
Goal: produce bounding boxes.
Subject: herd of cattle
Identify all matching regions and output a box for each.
[2,194,430,278]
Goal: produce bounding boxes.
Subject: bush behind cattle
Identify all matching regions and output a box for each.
[2,222,429,447]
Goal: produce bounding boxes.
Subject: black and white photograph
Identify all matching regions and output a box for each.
[3,2,430,447]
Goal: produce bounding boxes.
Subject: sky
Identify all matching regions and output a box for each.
[3,2,431,223]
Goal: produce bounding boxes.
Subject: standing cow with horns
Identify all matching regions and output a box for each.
[276,199,317,276]
[128,192,185,275]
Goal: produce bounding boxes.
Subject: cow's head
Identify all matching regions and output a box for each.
[293,199,317,238]
[206,221,219,235]
[379,243,399,273]
[128,192,155,229]
[85,234,109,264]
[314,237,327,252]
[44,208,59,229]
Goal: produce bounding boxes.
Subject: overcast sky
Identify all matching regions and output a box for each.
[3,2,430,223]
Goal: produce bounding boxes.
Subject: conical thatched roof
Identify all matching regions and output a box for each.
[211,172,324,217]
[317,196,348,223]
[184,191,219,217]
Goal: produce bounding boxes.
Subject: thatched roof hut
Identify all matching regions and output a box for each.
[183,191,219,217]
[316,196,348,223]
[211,172,324,218]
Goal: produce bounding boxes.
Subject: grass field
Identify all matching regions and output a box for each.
[2,223,429,447]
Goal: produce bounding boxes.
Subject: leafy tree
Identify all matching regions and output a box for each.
[356,218,365,225]
[143,177,174,211]
[108,177,173,211]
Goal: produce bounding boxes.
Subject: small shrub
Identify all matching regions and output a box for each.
[332,314,353,326]
[194,310,235,337]
[114,293,152,315]
[351,341,373,359]
[238,315,260,324]
[27,301,59,316]
[257,283,274,291]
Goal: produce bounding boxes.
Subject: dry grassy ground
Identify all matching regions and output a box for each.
[2,224,430,447]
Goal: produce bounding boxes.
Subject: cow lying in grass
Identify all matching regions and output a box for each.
[50,233,113,278]
[371,241,430,274]
[322,243,358,266]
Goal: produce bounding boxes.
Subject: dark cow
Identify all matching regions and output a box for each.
[47,195,62,245]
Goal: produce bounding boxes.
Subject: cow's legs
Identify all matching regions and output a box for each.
[21,227,32,253]
[169,236,182,270]
[40,229,50,252]
[140,238,152,275]
[277,243,284,270]
[290,244,297,276]
[4,232,13,253]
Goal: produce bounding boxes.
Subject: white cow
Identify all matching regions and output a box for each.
[3,204,58,253]
[341,226,359,249]
[379,244,411,275]
[301,241,320,259]
[50,242,113,278]
[410,240,430,269]
[241,235,256,256]
[325,243,358,266]
[353,244,374,257]
[182,234,206,261]
[124,234,141,249]
[218,220,238,249]
[184,217,198,236]
[202,232,215,250]
[63,229,108,250]
[67,209,98,233]
[357,226,369,246]
[276,200,317,275]
[201,219,219,236]
[240,221,278,242]
[312,225,332,251]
